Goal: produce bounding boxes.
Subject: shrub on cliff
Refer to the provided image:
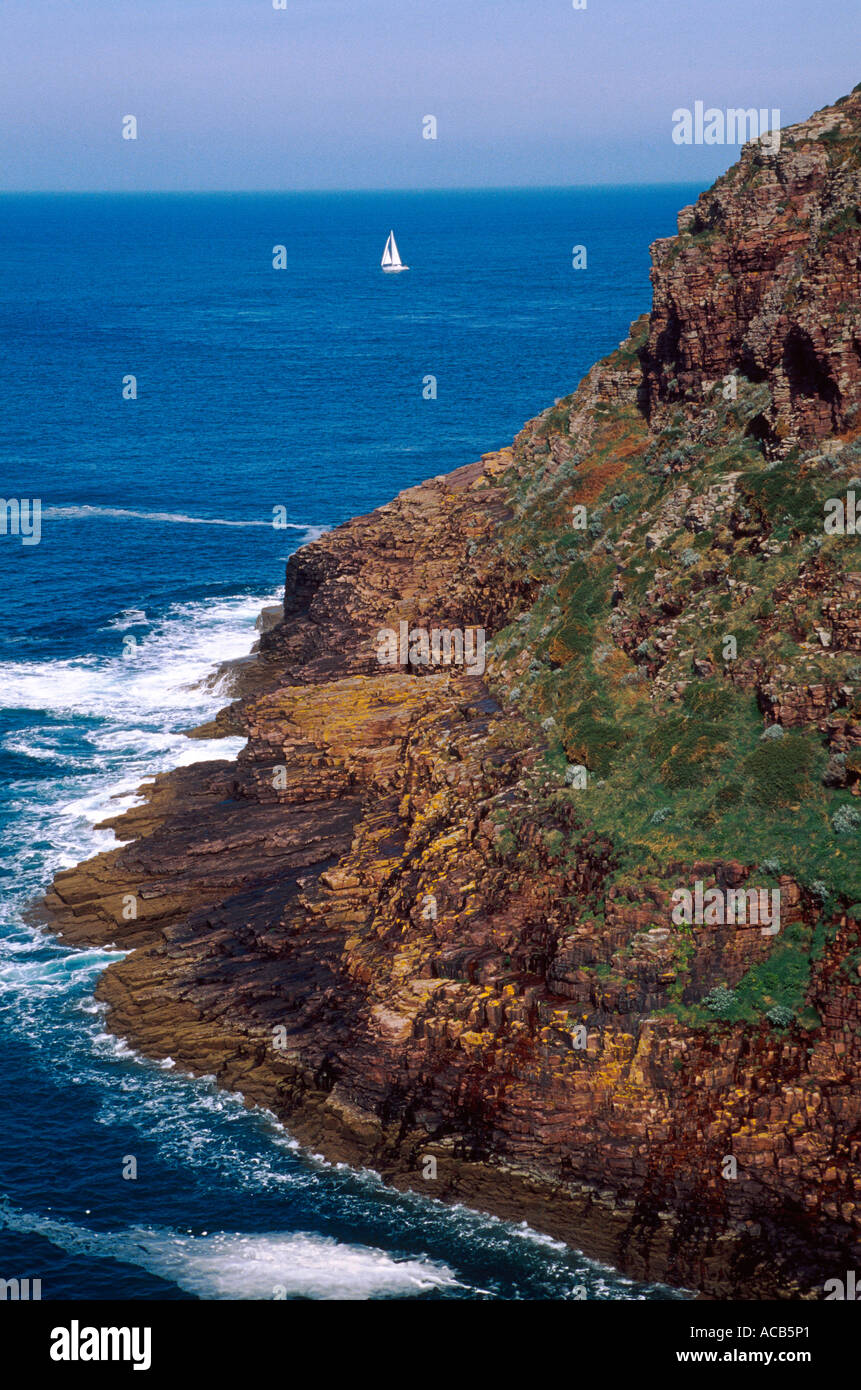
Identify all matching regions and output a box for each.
[832,804,861,835]
[645,711,729,790]
[746,733,816,807]
[562,712,623,777]
[702,985,737,1018]
[766,1004,796,1028]
[681,682,737,721]
[739,457,824,537]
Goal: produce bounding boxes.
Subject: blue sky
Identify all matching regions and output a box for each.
[1,0,858,190]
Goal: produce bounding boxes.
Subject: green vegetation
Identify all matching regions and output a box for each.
[479,316,861,1040]
[486,351,861,908]
[682,921,829,1030]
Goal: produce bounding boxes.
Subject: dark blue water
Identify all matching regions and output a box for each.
[0,189,696,1300]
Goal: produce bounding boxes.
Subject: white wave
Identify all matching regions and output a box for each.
[0,942,124,1000]
[134,1229,461,1300]
[171,736,246,766]
[103,608,149,630]
[0,592,278,719]
[57,736,245,833]
[43,504,320,532]
[0,589,276,928]
[1,734,82,765]
[0,1202,460,1300]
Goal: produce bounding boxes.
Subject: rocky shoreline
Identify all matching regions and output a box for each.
[39,460,698,1294]
[39,90,861,1300]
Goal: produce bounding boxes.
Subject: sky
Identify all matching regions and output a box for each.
[0,0,858,191]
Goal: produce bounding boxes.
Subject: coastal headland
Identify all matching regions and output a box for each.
[41,90,861,1299]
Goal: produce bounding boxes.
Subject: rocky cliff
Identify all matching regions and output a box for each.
[42,90,861,1299]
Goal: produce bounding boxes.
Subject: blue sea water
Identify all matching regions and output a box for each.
[0,188,698,1300]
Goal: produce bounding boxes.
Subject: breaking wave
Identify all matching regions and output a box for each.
[42,505,325,534]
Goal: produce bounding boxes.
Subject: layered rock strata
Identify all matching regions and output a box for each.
[41,91,861,1299]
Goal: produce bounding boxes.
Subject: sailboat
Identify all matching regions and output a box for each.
[381,229,409,272]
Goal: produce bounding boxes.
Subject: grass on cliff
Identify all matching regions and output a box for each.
[543,684,856,902]
[671,917,836,1031]
[486,358,861,913]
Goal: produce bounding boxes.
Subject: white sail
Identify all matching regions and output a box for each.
[381,230,408,271]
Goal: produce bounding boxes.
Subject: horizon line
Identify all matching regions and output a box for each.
[0,180,707,197]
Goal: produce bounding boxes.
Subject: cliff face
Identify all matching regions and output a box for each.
[43,92,861,1299]
[643,91,861,450]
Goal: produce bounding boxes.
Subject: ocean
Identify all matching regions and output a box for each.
[0,188,698,1300]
